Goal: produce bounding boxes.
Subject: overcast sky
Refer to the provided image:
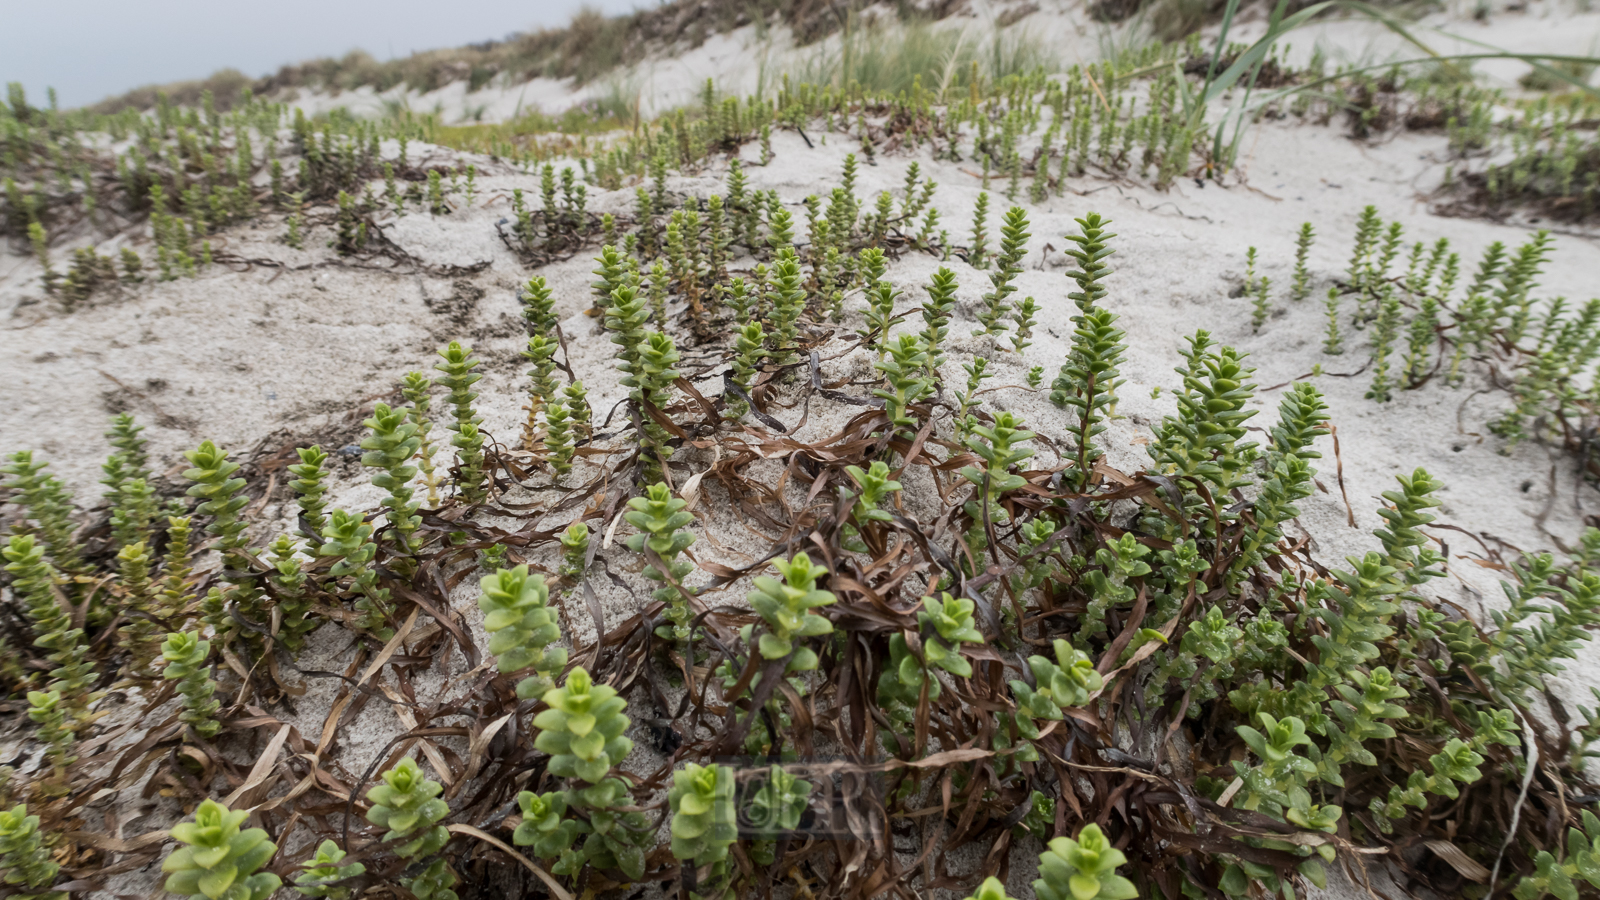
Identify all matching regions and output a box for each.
[2,0,644,109]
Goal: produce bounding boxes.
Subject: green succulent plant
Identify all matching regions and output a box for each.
[361,402,422,553]
[511,790,582,863]
[266,535,317,651]
[434,342,486,502]
[2,452,88,583]
[622,331,681,482]
[184,440,262,643]
[1033,824,1137,900]
[765,251,805,369]
[400,374,444,507]
[161,631,221,739]
[0,804,61,900]
[117,540,161,671]
[542,396,576,479]
[872,335,933,434]
[533,667,634,785]
[727,319,767,418]
[746,765,811,865]
[625,483,697,642]
[746,552,836,672]
[287,445,331,536]
[291,840,364,900]
[960,411,1034,532]
[974,205,1029,338]
[965,877,1015,900]
[319,509,391,639]
[879,592,986,714]
[3,535,96,720]
[669,763,737,898]
[521,274,559,335]
[558,521,590,589]
[564,380,593,442]
[918,267,958,376]
[161,799,281,900]
[365,758,455,900]
[478,565,567,700]
[1011,639,1103,741]
[25,691,73,790]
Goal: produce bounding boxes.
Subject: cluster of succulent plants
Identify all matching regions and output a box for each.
[1249,203,1600,478]
[8,47,1600,900]
[1433,88,1600,221]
